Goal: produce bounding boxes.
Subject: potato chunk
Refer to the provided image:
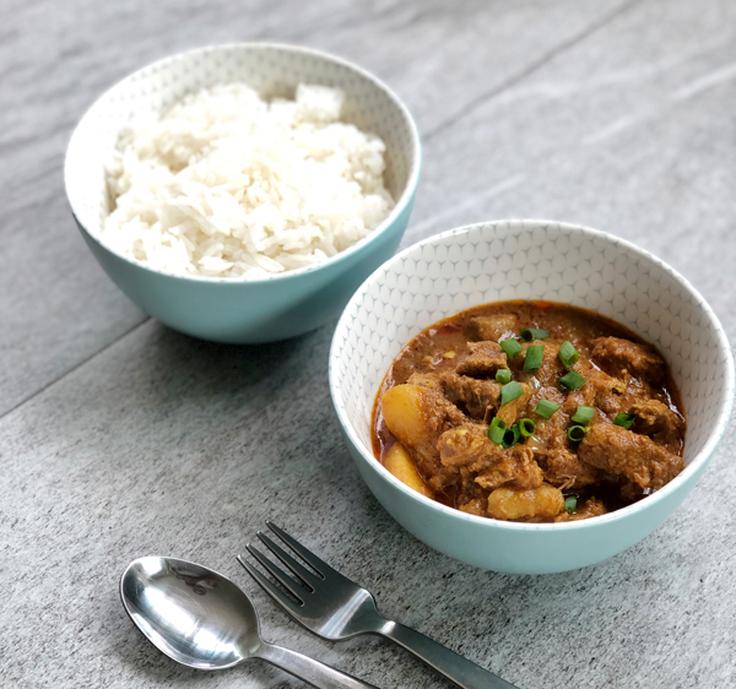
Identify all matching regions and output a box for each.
[381,384,430,449]
[380,383,465,474]
[383,443,432,497]
[487,484,564,521]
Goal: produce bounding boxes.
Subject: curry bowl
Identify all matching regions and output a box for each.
[329,219,733,574]
[64,43,420,343]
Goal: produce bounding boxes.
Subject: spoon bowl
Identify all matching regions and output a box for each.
[120,556,260,670]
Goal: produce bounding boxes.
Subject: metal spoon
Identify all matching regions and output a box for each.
[120,556,380,689]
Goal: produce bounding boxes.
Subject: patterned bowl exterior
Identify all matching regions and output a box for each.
[329,220,734,573]
[64,43,421,343]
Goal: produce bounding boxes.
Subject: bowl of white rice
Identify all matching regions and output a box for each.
[64,43,420,343]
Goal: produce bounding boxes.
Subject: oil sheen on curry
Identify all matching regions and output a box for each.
[372,300,686,523]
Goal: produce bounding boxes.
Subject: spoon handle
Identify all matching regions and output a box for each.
[255,642,381,689]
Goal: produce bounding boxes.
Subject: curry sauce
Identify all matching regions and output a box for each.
[372,300,685,522]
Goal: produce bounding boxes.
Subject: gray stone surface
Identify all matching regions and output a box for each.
[2,1,735,688]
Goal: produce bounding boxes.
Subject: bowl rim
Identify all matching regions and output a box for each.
[63,41,422,285]
[329,218,735,532]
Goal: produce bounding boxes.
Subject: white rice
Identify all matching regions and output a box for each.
[102,83,394,278]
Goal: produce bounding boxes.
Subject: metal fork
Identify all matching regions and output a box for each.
[237,521,520,689]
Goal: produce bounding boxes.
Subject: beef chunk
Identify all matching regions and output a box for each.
[406,371,442,389]
[578,423,683,489]
[523,406,599,490]
[456,340,507,377]
[619,480,647,503]
[476,454,544,491]
[438,424,543,490]
[465,314,518,342]
[555,496,608,522]
[630,399,685,450]
[439,373,500,420]
[458,498,485,516]
[408,371,501,420]
[587,368,629,414]
[538,447,601,490]
[591,336,666,384]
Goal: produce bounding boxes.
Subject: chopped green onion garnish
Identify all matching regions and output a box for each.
[560,370,586,390]
[534,399,560,419]
[499,338,522,358]
[558,340,580,369]
[523,344,545,371]
[567,424,588,443]
[487,416,507,445]
[571,405,595,425]
[613,411,635,429]
[495,368,512,384]
[518,417,536,438]
[564,495,577,513]
[502,424,521,448]
[500,380,524,406]
[520,327,549,341]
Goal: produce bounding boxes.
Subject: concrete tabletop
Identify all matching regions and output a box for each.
[2,1,735,687]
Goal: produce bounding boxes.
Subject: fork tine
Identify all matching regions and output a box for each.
[242,545,309,602]
[266,520,344,581]
[236,554,305,614]
[257,530,318,590]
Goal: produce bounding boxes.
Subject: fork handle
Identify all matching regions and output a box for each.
[255,642,381,689]
[378,621,520,689]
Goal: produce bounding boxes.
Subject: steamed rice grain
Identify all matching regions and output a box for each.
[102,83,395,278]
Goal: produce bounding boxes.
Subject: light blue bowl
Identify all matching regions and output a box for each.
[329,220,734,574]
[64,44,421,343]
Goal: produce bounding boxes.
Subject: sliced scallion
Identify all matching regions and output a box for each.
[558,340,580,369]
[571,405,595,425]
[613,411,635,429]
[520,327,549,341]
[518,417,536,438]
[495,368,512,384]
[500,380,524,406]
[564,495,578,513]
[560,370,586,390]
[502,424,521,449]
[567,424,588,443]
[487,416,507,445]
[523,344,545,371]
[534,399,561,419]
[499,338,522,358]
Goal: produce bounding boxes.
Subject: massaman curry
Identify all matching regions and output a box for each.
[372,300,686,522]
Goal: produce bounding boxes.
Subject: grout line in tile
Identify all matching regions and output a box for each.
[424,0,644,141]
[0,317,150,422]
